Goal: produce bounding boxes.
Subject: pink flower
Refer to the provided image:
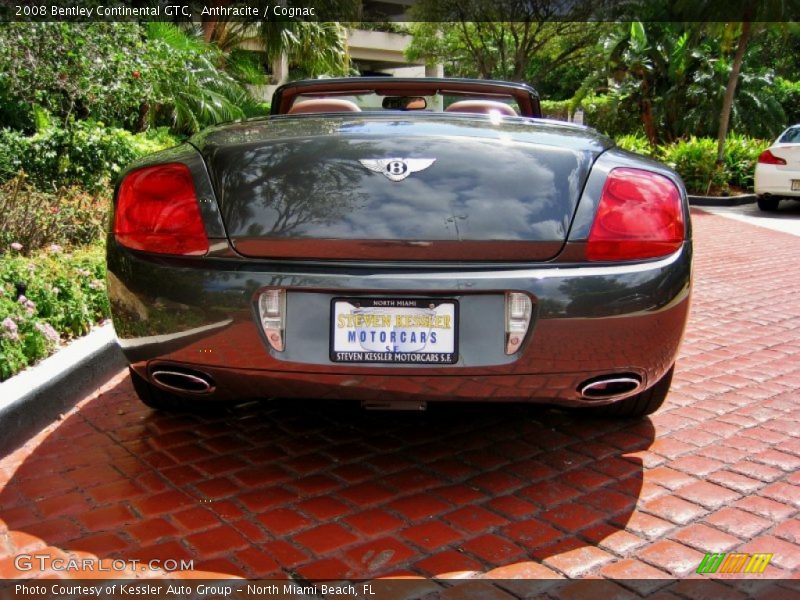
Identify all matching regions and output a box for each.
[21,298,36,316]
[10,242,23,251]
[2,318,19,342]
[44,323,59,342]
[48,244,62,253]
[36,322,60,343]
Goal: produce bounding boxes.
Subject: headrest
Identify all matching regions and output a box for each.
[288,99,362,114]
[445,100,518,117]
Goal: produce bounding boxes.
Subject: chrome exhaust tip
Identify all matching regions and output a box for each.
[151,369,214,394]
[579,375,642,401]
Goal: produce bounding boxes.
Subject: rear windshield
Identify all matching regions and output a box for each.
[778,127,800,143]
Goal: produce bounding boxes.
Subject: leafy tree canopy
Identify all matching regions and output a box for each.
[0,23,147,131]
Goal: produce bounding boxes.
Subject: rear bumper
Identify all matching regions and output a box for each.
[755,164,800,197]
[108,241,692,407]
[140,364,650,407]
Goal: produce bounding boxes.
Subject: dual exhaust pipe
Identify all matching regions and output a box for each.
[150,368,642,402]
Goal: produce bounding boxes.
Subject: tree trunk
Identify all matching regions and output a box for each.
[136,102,150,133]
[641,99,658,147]
[716,21,752,164]
[201,0,228,43]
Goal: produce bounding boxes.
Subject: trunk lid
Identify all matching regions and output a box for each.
[192,115,611,261]
[771,144,800,170]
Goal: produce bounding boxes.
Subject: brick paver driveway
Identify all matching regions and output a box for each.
[1,209,798,590]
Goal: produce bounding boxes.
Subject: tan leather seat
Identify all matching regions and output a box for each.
[288,99,362,114]
[445,100,517,117]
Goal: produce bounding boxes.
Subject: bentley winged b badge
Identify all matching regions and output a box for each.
[359,158,436,182]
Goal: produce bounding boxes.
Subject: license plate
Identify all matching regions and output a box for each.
[331,298,458,364]
[792,180,800,191]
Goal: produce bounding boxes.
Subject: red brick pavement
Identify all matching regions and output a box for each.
[1,209,798,589]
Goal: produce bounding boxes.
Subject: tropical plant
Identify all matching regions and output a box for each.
[773,77,800,126]
[580,21,792,145]
[679,57,785,140]
[140,22,258,134]
[579,21,690,145]
[200,2,352,80]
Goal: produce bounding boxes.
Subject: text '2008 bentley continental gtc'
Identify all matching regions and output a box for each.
[108,78,691,418]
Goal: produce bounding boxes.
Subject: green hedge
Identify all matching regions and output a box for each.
[0,121,179,191]
[1,243,109,381]
[540,95,644,138]
[580,94,643,137]
[540,99,571,120]
[615,134,770,194]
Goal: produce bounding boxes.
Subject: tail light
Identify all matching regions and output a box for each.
[258,289,286,352]
[587,168,684,261]
[505,292,532,354]
[114,163,209,255]
[757,149,786,165]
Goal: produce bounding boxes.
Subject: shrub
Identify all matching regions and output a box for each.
[580,94,643,138]
[0,243,109,381]
[723,135,770,191]
[636,135,770,195]
[615,134,657,158]
[540,99,571,121]
[0,122,179,190]
[0,173,109,253]
[658,137,724,194]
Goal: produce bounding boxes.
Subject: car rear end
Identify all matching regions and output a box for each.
[755,125,800,209]
[107,114,691,412]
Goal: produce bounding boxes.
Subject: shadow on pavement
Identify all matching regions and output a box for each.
[1,373,654,580]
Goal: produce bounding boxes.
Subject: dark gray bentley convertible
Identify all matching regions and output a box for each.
[108,78,691,418]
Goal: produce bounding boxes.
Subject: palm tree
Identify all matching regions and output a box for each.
[143,22,253,134]
[200,1,353,81]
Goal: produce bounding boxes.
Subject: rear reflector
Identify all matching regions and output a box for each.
[505,292,532,354]
[258,289,286,352]
[587,168,684,261]
[757,149,787,165]
[114,163,208,255]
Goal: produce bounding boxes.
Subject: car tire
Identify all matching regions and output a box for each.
[129,367,198,411]
[757,196,780,211]
[582,366,674,419]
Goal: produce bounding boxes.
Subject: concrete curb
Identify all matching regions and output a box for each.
[688,194,756,207]
[0,323,125,456]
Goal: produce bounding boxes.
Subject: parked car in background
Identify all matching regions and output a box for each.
[108,78,691,419]
[755,124,800,211]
